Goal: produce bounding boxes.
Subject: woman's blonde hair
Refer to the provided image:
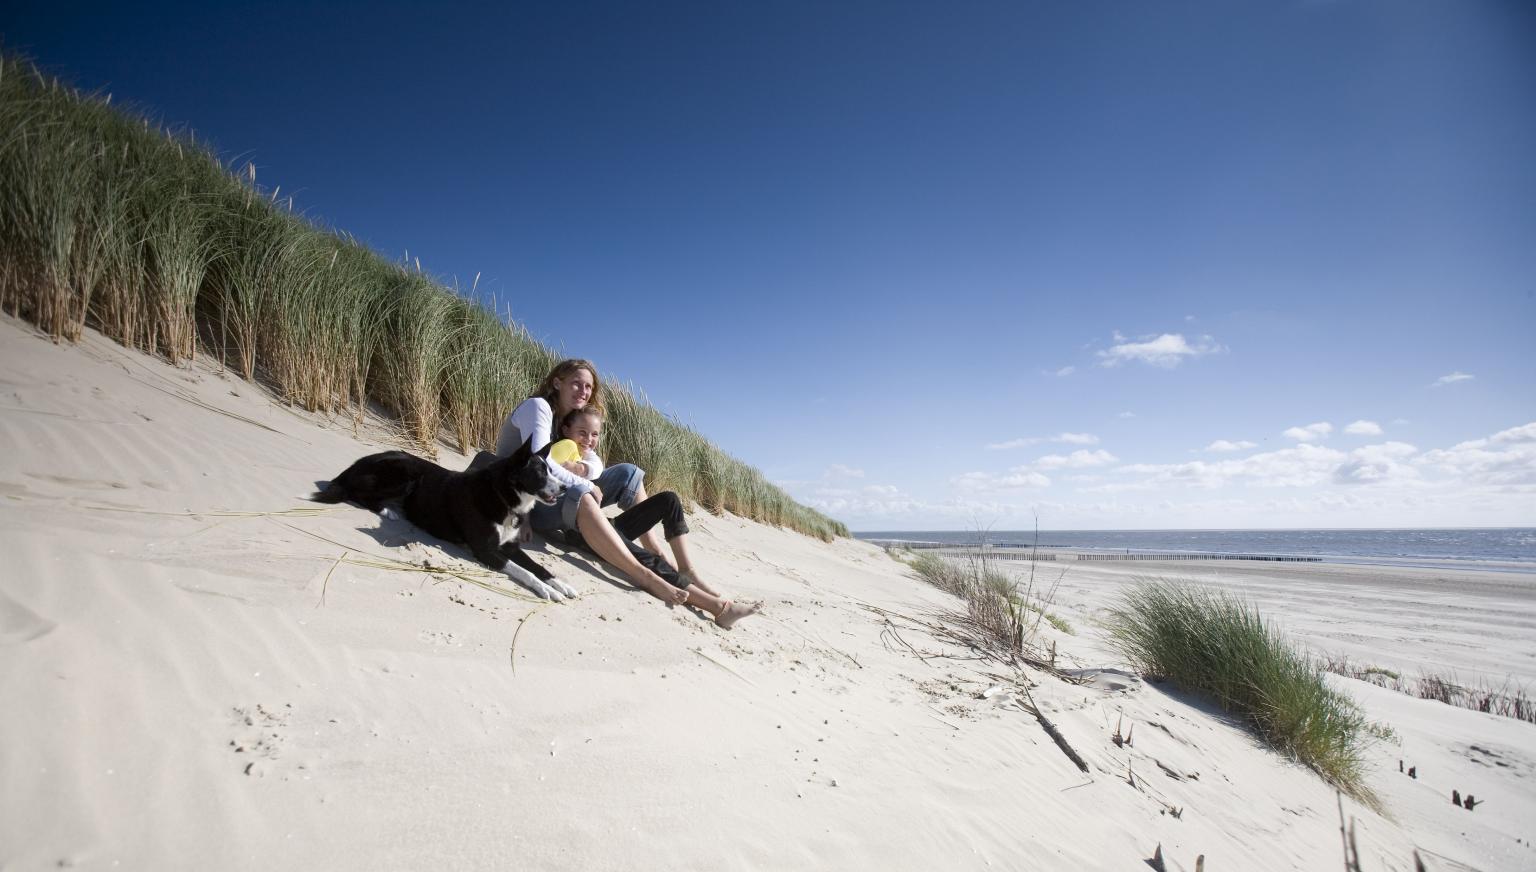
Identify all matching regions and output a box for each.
[534,358,605,417]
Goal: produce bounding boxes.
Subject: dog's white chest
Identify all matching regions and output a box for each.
[496,493,538,546]
[495,517,521,547]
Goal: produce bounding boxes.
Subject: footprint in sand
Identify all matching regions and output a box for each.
[418,629,461,646]
[229,703,292,776]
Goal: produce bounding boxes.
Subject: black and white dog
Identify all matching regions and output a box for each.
[312,439,579,602]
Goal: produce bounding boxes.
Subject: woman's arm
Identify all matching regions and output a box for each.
[498,399,590,492]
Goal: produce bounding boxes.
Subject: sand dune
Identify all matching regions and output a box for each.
[2,315,1532,871]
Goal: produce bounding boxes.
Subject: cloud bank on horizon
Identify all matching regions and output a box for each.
[787,420,1536,530]
[782,308,1530,530]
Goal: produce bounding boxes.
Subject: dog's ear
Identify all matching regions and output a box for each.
[509,436,534,463]
[535,440,553,460]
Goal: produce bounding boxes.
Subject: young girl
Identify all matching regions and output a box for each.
[548,406,752,622]
[548,407,605,482]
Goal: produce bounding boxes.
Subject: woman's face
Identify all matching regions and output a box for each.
[554,367,595,412]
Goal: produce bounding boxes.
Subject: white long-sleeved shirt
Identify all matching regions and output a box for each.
[572,447,606,481]
[493,397,593,496]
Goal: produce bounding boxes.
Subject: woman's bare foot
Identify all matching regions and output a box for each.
[678,569,721,597]
[714,600,760,630]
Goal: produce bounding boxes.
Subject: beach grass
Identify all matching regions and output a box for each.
[1106,580,1377,805]
[906,550,1065,660]
[1322,655,1533,725]
[0,54,848,541]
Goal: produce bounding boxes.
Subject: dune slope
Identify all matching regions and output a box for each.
[1,316,1531,871]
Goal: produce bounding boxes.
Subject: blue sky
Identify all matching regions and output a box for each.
[5,1,1533,530]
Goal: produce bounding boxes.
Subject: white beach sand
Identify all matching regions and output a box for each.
[2,314,1533,871]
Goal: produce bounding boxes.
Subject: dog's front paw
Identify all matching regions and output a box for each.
[548,576,578,599]
[506,567,561,602]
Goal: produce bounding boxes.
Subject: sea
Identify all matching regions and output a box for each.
[855,528,1536,572]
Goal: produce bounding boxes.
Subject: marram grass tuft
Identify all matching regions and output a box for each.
[1106,580,1378,806]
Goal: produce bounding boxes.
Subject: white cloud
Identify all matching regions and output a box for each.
[952,468,1052,490]
[986,432,1099,450]
[1035,449,1118,470]
[1492,423,1536,445]
[1205,439,1257,453]
[1430,372,1474,388]
[960,444,1112,492]
[1417,422,1536,486]
[997,469,1053,488]
[791,477,1019,522]
[1118,411,1136,419]
[824,464,864,480]
[1097,333,1223,368]
[1053,366,1076,377]
[1283,422,1334,443]
[1344,420,1383,436]
[1333,442,1419,485]
[1120,444,1347,490]
[1104,425,1533,495]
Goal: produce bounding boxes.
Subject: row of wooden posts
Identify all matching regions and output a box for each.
[885,544,1320,563]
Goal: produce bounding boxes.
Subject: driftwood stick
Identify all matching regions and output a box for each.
[1037,712,1088,772]
[1023,688,1089,773]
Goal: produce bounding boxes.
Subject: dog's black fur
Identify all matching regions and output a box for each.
[312,439,577,601]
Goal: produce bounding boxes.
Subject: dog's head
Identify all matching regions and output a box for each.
[502,437,566,507]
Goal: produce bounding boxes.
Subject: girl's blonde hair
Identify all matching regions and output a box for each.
[560,406,602,434]
[534,358,606,417]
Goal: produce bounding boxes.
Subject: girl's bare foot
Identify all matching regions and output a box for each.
[715,600,760,630]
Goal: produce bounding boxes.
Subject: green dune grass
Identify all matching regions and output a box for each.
[1106,580,1377,806]
[0,55,846,540]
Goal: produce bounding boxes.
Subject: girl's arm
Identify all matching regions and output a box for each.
[578,449,605,480]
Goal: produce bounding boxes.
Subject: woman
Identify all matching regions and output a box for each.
[494,359,758,629]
